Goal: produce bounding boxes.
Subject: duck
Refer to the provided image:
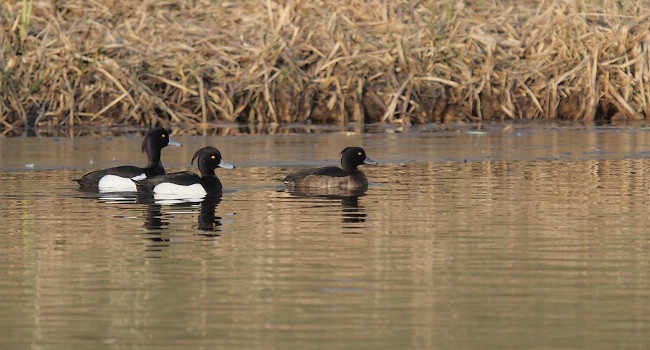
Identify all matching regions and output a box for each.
[74,127,181,192]
[134,146,234,200]
[283,146,377,191]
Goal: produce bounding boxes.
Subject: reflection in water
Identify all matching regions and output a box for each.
[75,189,224,252]
[340,196,366,225]
[283,188,368,230]
[142,204,169,254]
[143,203,168,230]
[75,191,138,204]
[137,195,225,254]
[141,204,170,254]
[140,194,223,234]
[197,196,223,234]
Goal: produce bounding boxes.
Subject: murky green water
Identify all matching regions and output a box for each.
[2,125,650,348]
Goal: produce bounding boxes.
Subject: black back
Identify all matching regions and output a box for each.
[283,166,349,183]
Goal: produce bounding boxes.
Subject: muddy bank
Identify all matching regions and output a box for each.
[1,0,649,134]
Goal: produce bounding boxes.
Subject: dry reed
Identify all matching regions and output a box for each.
[1,0,649,134]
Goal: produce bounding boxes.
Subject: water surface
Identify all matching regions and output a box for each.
[2,125,650,348]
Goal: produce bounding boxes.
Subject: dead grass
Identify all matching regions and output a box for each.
[1,0,649,134]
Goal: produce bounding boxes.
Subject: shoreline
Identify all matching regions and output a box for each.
[1,1,649,134]
[7,119,650,138]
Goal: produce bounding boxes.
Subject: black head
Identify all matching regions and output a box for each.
[140,127,181,167]
[191,147,235,176]
[340,147,378,171]
[141,127,181,154]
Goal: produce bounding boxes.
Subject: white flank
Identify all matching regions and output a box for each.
[98,174,140,192]
[152,183,207,201]
[131,173,147,181]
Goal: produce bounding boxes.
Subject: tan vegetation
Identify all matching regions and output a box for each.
[1,0,650,134]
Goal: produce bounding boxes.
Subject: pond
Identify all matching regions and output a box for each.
[2,124,650,348]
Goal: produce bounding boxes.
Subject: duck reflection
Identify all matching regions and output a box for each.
[340,196,366,224]
[76,191,138,203]
[141,203,170,253]
[143,203,169,230]
[138,194,223,234]
[284,187,367,227]
[196,195,223,235]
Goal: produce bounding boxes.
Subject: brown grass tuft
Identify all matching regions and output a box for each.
[1,0,650,134]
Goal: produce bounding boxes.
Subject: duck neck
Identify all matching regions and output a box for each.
[198,163,216,177]
[341,159,358,172]
[145,141,162,168]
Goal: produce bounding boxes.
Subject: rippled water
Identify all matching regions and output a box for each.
[3,125,650,348]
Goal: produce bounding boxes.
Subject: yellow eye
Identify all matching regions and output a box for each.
[162,134,166,138]
[211,155,216,159]
[358,152,362,156]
